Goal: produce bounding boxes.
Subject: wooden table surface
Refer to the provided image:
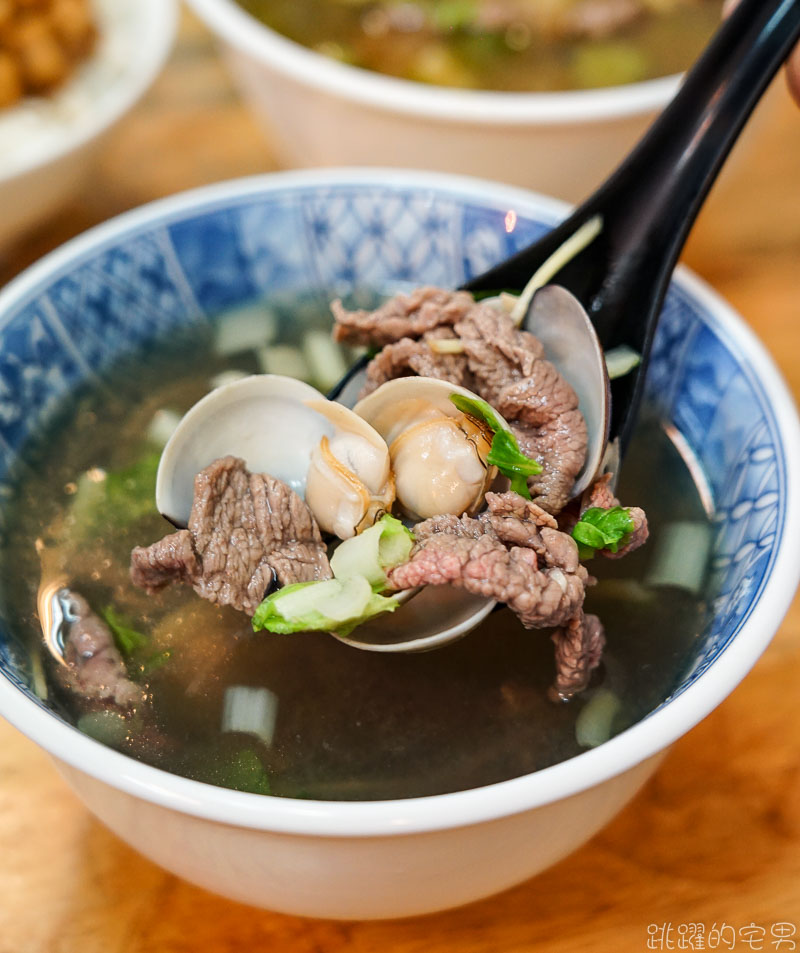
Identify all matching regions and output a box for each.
[2,11,800,952]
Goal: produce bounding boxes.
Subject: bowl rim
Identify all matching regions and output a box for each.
[0,0,179,185]
[0,168,798,838]
[185,0,683,125]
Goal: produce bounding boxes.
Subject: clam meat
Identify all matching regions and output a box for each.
[354,377,502,521]
[304,398,395,539]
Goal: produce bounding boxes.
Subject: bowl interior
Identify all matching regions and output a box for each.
[0,174,787,727]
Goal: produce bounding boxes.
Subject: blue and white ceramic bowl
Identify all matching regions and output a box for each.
[0,171,798,919]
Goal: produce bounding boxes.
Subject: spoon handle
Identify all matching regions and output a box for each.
[467,0,800,450]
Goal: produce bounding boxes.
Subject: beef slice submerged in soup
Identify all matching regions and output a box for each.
[3,289,709,800]
[236,0,723,92]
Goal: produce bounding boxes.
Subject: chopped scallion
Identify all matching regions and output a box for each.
[575,689,623,748]
[329,514,414,590]
[605,344,641,380]
[571,506,634,559]
[101,606,149,656]
[252,575,399,637]
[449,392,542,499]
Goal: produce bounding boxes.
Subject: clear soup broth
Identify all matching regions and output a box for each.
[0,297,712,800]
[237,0,724,92]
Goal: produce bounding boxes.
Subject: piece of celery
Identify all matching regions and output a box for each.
[329,514,414,590]
[252,576,399,637]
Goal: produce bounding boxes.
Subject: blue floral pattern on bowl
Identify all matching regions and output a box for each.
[0,178,785,715]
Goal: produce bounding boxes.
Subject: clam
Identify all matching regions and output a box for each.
[156,374,394,537]
[353,377,503,521]
[304,398,395,538]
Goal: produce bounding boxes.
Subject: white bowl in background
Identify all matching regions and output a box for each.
[185,0,703,201]
[0,0,178,248]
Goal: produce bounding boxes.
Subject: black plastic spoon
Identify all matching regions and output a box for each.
[465,0,800,457]
[330,0,800,653]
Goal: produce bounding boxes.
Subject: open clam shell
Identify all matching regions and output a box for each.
[522,285,610,498]
[156,374,392,537]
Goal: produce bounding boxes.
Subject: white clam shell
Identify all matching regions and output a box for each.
[523,285,609,497]
[156,375,328,526]
[156,374,392,536]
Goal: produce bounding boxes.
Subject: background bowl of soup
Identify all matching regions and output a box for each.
[0,170,798,920]
[185,0,723,200]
